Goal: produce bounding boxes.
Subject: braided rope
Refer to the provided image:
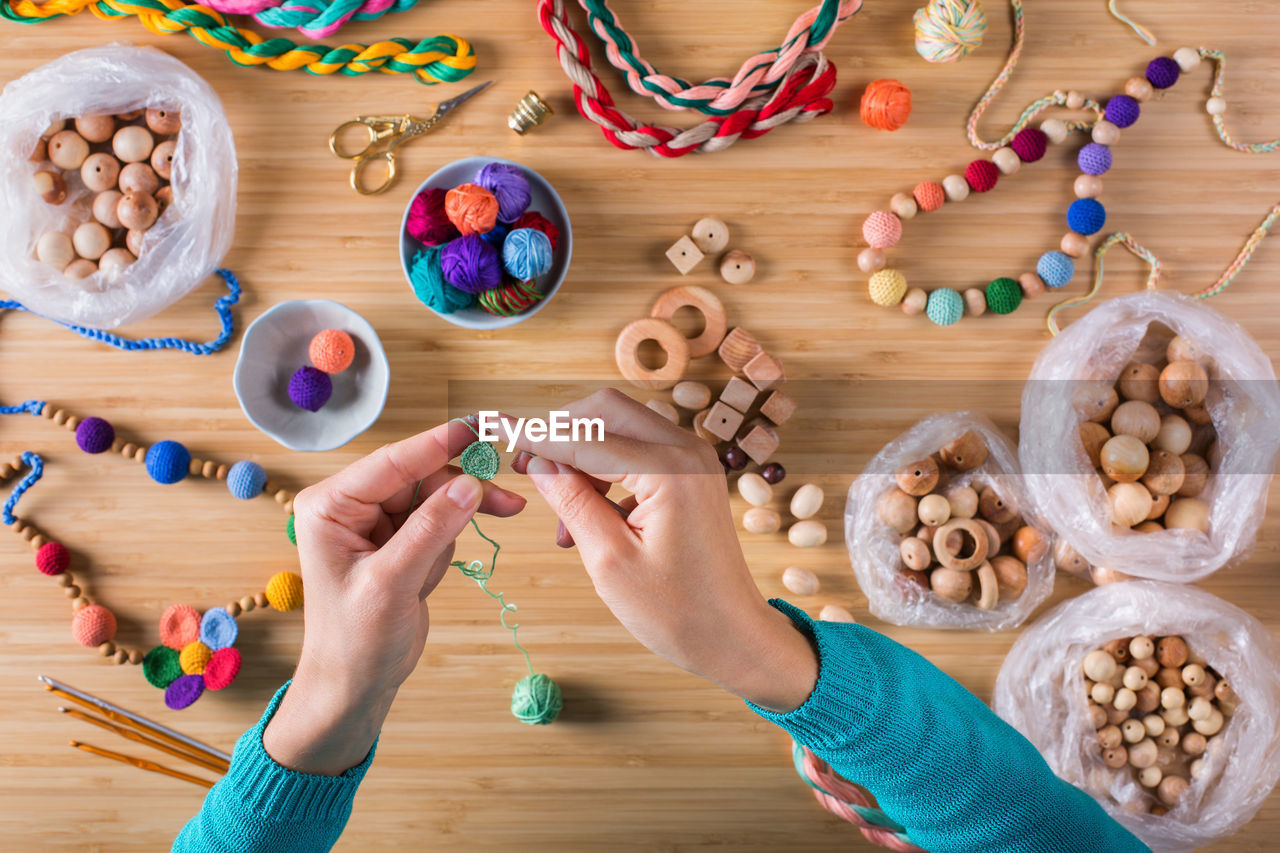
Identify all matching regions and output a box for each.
[1199,49,1280,154]
[579,0,860,114]
[791,744,926,852]
[537,0,837,157]
[1107,0,1156,46]
[0,400,45,417]
[2,451,43,526]
[248,0,417,40]
[1191,202,1280,299]
[1,0,475,85]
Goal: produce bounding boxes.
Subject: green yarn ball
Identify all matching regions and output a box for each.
[925,288,964,326]
[143,645,183,689]
[286,514,297,546]
[985,277,1022,315]
[460,440,500,481]
[409,246,476,314]
[511,673,562,725]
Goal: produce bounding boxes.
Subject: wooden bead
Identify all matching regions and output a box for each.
[113,649,128,665]
[1111,400,1160,443]
[1065,90,1085,109]
[1117,362,1161,403]
[134,447,147,463]
[21,526,37,542]
[282,501,294,516]
[818,604,856,623]
[932,518,989,571]
[736,424,779,465]
[57,572,75,588]
[930,567,972,603]
[719,250,755,285]
[1167,335,1213,367]
[188,457,204,477]
[615,318,692,390]
[759,390,796,426]
[1165,497,1210,532]
[717,327,761,372]
[742,507,781,534]
[889,192,918,220]
[781,566,820,596]
[1177,453,1209,497]
[941,174,969,201]
[216,464,229,480]
[121,443,137,458]
[1073,174,1103,199]
[702,402,744,443]
[878,489,918,534]
[1153,415,1192,455]
[790,483,824,520]
[978,487,1016,524]
[895,457,939,496]
[944,485,979,519]
[128,648,143,665]
[151,139,176,181]
[1079,421,1111,467]
[689,218,729,254]
[30,534,46,550]
[899,537,931,571]
[1120,718,1146,743]
[787,520,827,547]
[1141,450,1186,496]
[645,399,678,424]
[1060,232,1089,258]
[202,460,218,478]
[1101,435,1149,482]
[1074,382,1118,423]
[742,351,785,391]
[990,555,1027,600]
[1088,703,1108,730]
[857,248,886,274]
[963,288,986,316]
[239,595,256,612]
[48,130,89,170]
[1145,493,1170,521]
[1158,775,1189,806]
[1109,482,1154,527]
[52,409,68,426]
[112,125,155,163]
[72,597,90,610]
[33,169,67,205]
[901,287,928,316]
[974,561,999,610]
[651,285,728,359]
[1091,120,1121,146]
[226,601,242,618]
[64,585,81,598]
[1125,76,1153,101]
[672,381,711,411]
[254,592,269,608]
[1160,360,1209,408]
[736,472,772,507]
[1102,745,1128,769]
[1040,118,1068,144]
[917,494,951,527]
[64,415,80,431]
[1097,724,1122,748]
[99,248,136,275]
[1206,97,1227,116]
[98,642,116,657]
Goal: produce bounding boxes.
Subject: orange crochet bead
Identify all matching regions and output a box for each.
[179,640,212,675]
[72,604,117,648]
[265,571,304,612]
[160,603,201,650]
[861,210,903,249]
[859,79,912,131]
[308,329,355,374]
[913,181,945,212]
[444,183,499,236]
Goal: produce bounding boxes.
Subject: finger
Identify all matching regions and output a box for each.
[527,457,634,564]
[375,474,483,593]
[323,421,479,510]
[556,491,633,548]
[514,450,614,497]
[387,465,526,518]
[419,542,454,601]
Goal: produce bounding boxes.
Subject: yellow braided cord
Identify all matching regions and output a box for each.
[1191,203,1280,299]
[1199,49,1280,154]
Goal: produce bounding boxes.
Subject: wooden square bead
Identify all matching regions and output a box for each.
[665,235,704,275]
[720,376,758,412]
[743,351,785,390]
[718,327,762,372]
[760,390,797,425]
[703,402,744,442]
[736,424,779,465]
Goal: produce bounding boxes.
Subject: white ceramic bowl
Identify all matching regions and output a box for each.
[233,300,389,452]
[399,156,572,329]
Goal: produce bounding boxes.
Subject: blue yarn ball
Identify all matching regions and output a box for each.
[226,461,266,500]
[925,288,964,326]
[75,416,114,454]
[480,222,510,249]
[409,246,475,314]
[1104,95,1140,129]
[1077,143,1113,176]
[199,607,238,651]
[474,162,532,223]
[1067,198,1106,236]
[1146,56,1180,89]
[502,228,554,282]
[288,366,332,412]
[1037,251,1075,288]
[145,440,190,485]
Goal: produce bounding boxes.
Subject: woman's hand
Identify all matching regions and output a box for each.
[510,390,817,713]
[263,421,526,775]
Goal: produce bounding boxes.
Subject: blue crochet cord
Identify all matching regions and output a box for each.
[2,451,43,526]
[0,269,240,355]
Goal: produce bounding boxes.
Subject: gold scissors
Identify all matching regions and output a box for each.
[328,81,492,196]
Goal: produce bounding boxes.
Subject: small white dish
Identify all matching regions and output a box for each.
[399,156,573,329]
[233,300,389,452]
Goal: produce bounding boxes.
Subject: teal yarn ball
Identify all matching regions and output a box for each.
[226,460,266,500]
[145,440,190,485]
[1037,250,1075,288]
[502,227,553,282]
[409,246,475,314]
[511,673,562,725]
[286,514,297,546]
[985,277,1022,315]
[925,288,964,326]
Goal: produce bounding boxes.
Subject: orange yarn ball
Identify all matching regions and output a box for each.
[444,183,499,236]
[309,329,355,374]
[913,181,945,212]
[72,604,117,648]
[860,79,912,132]
[265,571,304,612]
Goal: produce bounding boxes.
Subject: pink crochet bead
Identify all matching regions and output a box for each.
[1010,128,1048,163]
[861,210,903,249]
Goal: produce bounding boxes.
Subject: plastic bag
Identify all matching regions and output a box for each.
[993,581,1280,852]
[0,44,237,330]
[844,412,1054,631]
[1019,291,1280,582]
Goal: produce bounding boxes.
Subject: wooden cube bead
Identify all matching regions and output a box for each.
[703,402,745,443]
[665,235,704,275]
[736,424,780,465]
[720,376,758,412]
[743,351,785,391]
[718,327,762,372]
[760,390,797,426]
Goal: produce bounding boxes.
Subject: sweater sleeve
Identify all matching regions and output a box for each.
[749,599,1151,853]
[172,682,374,853]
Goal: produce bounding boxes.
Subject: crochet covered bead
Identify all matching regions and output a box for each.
[1037,251,1075,288]
[286,514,297,546]
[861,210,903,249]
[71,604,117,647]
[143,645,182,688]
[913,181,945,212]
[1067,198,1106,236]
[145,440,190,485]
[288,366,333,413]
[226,461,267,500]
[1104,95,1140,129]
[1077,143,1113,176]
[925,288,964,326]
[265,571,304,611]
[868,269,908,307]
[308,329,355,374]
[204,647,242,691]
[75,416,115,454]
[985,277,1022,315]
[200,607,239,650]
[1010,127,1048,163]
[35,541,70,576]
[964,159,999,193]
[1146,56,1181,89]
[160,603,202,650]
[180,640,213,675]
[165,673,204,710]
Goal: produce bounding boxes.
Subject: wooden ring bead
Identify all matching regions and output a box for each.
[932,518,989,571]
[649,286,727,359]
[615,318,691,390]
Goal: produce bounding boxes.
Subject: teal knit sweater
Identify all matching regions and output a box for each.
[174,600,1151,853]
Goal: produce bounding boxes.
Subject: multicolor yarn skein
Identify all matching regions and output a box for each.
[913,0,985,63]
[793,743,924,852]
[247,0,416,39]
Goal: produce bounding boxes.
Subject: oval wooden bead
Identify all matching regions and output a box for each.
[239,595,256,612]
[857,248,886,274]
[650,286,727,359]
[1060,232,1089,258]
[963,288,986,316]
[899,536,931,571]
[992,147,1021,175]
[672,381,711,410]
[615,318,690,390]
[1019,272,1046,299]
[743,507,781,534]
[1125,76,1153,101]
[645,399,679,424]
[901,288,928,316]
[941,174,969,201]
[790,483,824,519]
[889,192,918,220]
[254,592,269,608]
[1091,120,1121,146]
[781,566,820,596]
[1073,174,1103,199]
[787,520,828,548]
[818,604,855,623]
[930,567,972,603]
[736,473,772,507]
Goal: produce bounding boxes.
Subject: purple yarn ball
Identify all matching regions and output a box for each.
[164,673,205,710]
[1104,95,1140,129]
[1146,56,1180,89]
[473,162,531,223]
[1077,142,1113,176]
[75,416,115,454]
[440,235,502,293]
[288,366,333,412]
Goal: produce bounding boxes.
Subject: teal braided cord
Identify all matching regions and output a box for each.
[2,452,43,525]
[254,0,417,36]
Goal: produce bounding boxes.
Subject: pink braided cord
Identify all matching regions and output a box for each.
[800,748,927,852]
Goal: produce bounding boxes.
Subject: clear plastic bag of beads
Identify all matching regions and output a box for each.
[994,581,1280,852]
[1019,291,1280,583]
[844,411,1055,631]
[0,44,237,329]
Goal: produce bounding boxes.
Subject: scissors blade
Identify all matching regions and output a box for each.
[433,81,493,119]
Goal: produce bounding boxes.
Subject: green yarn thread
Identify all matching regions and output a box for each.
[511,673,563,725]
[143,645,183,688]
[926,288,964,326]
[460,440,500,481]
[985,277,1022,315]
[286,513,297,546]
[409,247,475,314]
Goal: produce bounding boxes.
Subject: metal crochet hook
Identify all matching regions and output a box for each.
[328,80,492,196]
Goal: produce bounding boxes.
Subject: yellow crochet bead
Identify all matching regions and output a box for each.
[179,641,212,675]
[265,571,305,612]
[868,269,908,307]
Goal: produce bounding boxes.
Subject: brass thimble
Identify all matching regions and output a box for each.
[509,91,552,135]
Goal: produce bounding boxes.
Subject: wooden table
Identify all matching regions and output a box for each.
[1,1,1278,850]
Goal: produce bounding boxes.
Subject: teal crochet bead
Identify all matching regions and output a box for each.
[925,289,964,326]
[226,461,266,500]
[985,277,1022,315]
[1037,251,1075,288]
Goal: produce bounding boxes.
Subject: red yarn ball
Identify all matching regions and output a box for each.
[72,604,117,647]
[405,187,458,247]
[1010,128,1048,163]
[964,159,999,193]
[511,211,561,251]
[35,541,70,576]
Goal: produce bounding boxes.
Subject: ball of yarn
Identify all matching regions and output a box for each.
[913,181,945,212]
[441,235,502,293]
[480,222,510,249]
[444,183,499,235]
[179,640,212,675]
[502,228,554,281]
[964,159,999,192]
[410,246,476,315]
[868,269,908,307]
[75,416,114,454]
[309,329,355,374]
[143,645,182,689]
[71,604,117,647]
[913,0,986,63]
[512,211,561,251]
[160,604,202,650]
[925,288,964,326]
[165,673,204,710]
[460,440,501,481]
[1067,198,1106,236]
[288,366,333,412]
[861,210,902,249]
[145,440,190,485]
[405,187,459,247]
[473,162,532,223]
[200,607,238,651]
[286,513,297,546]
[35,541,70,576]
[477,280,545,317]
[985,277,1022,314]
[1037,250,1075,288]
[1104,95,1141,129]
[1010,127,1048,163]
[1077,142,1113,176]
[511,672,562,725]
[204,647,242,691]
[265,571,304,611]
[860,79,912,131]
[226,460,266,500]
[1146,56,1180,90]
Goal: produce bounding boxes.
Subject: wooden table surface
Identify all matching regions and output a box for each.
[1,1,1278,850]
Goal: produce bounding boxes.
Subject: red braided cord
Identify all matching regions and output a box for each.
[800,748,928,852]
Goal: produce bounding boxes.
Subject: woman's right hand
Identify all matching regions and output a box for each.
[508,389,818,713]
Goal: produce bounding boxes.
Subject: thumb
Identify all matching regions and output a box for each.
[375,475,483,592]
[527,456,631,564]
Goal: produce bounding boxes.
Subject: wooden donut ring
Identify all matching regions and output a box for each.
[974,561,999,611]
[615,318,691,390]
[649,285,727,359]
[933,518,989,571]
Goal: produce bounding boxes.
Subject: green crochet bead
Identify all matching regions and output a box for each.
[143,645,183,689]
[460,441,500,481]
[286,514,297,546]
[925,288,964,326]
[985,277,1022,315]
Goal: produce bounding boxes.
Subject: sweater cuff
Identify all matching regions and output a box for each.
[746,599,881,750]
[221,681,376,825]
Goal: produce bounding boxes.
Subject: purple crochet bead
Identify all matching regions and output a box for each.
[1104,95,1140,129]
[1077,143,1113,176]
[75,416,115,454]
[164,674,205,710]
[1146,56,1180,89]
[288,366,332,412]
[440,234,502,293]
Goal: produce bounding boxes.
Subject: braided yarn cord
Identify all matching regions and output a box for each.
[247,0,416,39]
[793,744,925,852]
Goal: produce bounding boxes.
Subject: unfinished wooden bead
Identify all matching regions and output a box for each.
[1101,435,1149,482]
[1124,76,1154,102]
[1102,745,1128,769]
[819,604,856,623]
[1127,738,1157,768]
[963,288,987,317]
[1152,415,1192,455]
[787,519,828,548]
[1098,723,1122,748]
[719,250,755,285]
[116,191,158,231]
[1074,382,1119,423]
[1113,687,1138,712]
[1010,527,1046,565]
[895,457,939,496]
[717,327,761,372]
[939,430,988,471]
[650,285,727,359]
[1141,450,1185,496]
[1156,636,1189,668]
[930,567,972,603]
[48,130,89,169]
[1117,362,1161,403]
[1084,649,1118,682]
[973,561,999,610]
[690,217,729,254]
[899,536,931,571]
[36,231,74,270]
[1157,775,1189,806]
[1109,482,1154,528]
[119,162,160,196]
[736,472,772,507]
[112,125,155,163]
[878,489,918,534]
[33,170,67,205]
[99,248,136,275]
[1111,400,1161,444]
[672,381,711,411]
[1120,718,1146,744]
[151,139,176,180]
[1122,666,1149,691]
[781,566,820,596]
[977,487,1016,524]
[1019,272,1046,299]
[72,222,111,261]
[1091,681,1116,705]
[1060,232,1089,258]
[789,483,824,520]
[146,107,182,135]
[917,494,951,527]
[901,288,928,316]
[615,318,690,390]
[1160,360,1209,408]
[932,518,988,571]
[645,399,679,425]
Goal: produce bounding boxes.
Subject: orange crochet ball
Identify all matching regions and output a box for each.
[444,183,499,236]
[860,79,912,132]
[309,329,355,374]
[913,181,945,212]
[72,604,117,648]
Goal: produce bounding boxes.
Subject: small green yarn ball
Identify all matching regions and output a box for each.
[511,673,562,725]
[143,645,183,689]
[286,514,297,546]
[985,277,1022,315]
[460,441,500,481]
[925,288,964,326]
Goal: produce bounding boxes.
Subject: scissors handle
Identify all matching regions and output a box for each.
[349,149,398,196]
[329,119,390,160]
